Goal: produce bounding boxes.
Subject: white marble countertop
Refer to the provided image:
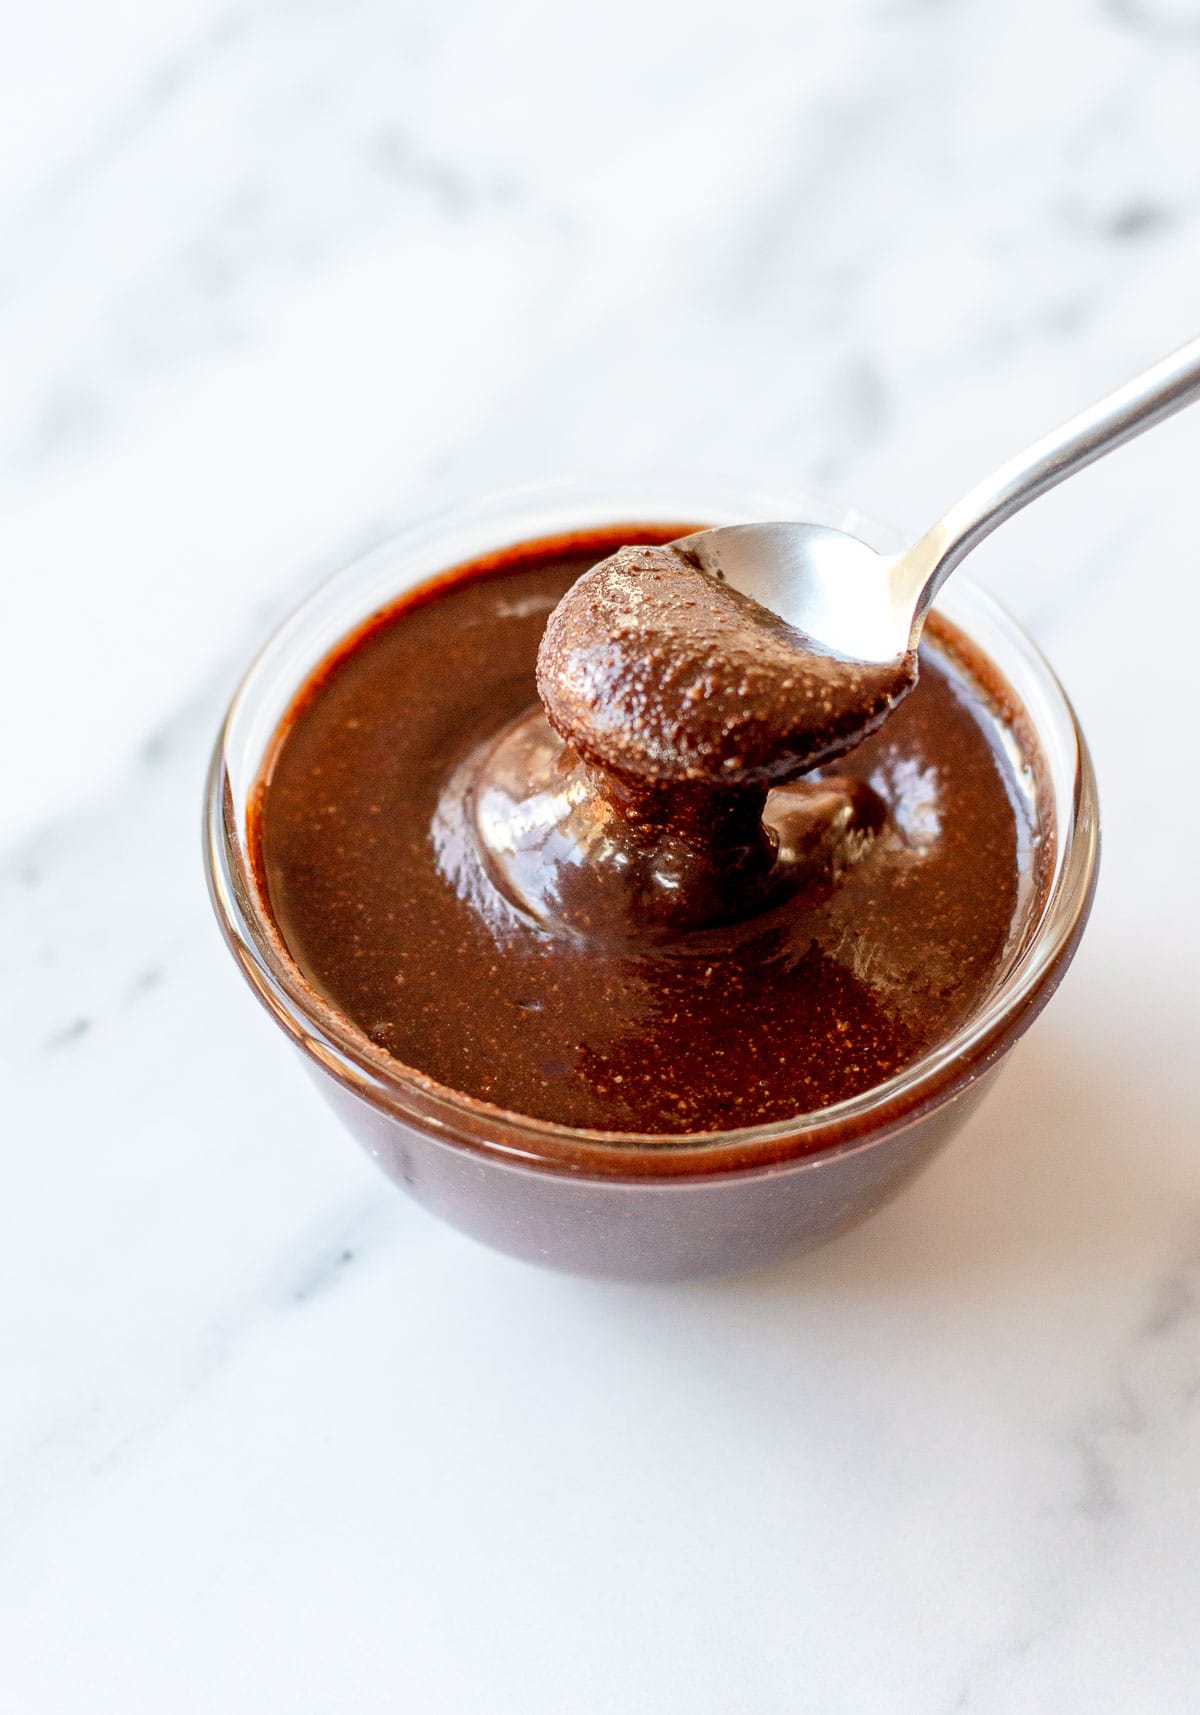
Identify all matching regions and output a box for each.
[3,2,1200,1709]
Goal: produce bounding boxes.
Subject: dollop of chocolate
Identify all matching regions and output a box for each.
[536,543,916,789]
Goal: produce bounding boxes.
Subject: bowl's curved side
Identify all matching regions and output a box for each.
[313,1059,1005,1280]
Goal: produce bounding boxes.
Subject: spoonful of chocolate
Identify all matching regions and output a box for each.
[537,542,916,790]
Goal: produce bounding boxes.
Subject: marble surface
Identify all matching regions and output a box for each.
[3,1,1200,1708]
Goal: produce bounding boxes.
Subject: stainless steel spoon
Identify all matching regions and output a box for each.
[675,334,1200,664]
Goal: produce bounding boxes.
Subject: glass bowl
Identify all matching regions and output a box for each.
[204,478,1099,1280]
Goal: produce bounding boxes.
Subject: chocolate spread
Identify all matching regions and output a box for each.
[253,525,1044,1134]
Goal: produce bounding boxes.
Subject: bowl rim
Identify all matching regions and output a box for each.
[204,476,1100,1178]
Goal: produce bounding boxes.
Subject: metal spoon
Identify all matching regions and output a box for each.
[675,334,1200,664]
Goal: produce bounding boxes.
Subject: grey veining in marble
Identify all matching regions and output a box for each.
[2,2,1199,1710]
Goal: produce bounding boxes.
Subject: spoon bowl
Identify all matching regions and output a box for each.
[674,520,914,662]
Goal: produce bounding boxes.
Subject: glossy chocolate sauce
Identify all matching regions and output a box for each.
[253,525,1044,1134]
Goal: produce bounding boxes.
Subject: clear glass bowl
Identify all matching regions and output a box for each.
[204,478,1100,1279]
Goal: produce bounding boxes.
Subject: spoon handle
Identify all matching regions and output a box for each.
[904,333,1200,622]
